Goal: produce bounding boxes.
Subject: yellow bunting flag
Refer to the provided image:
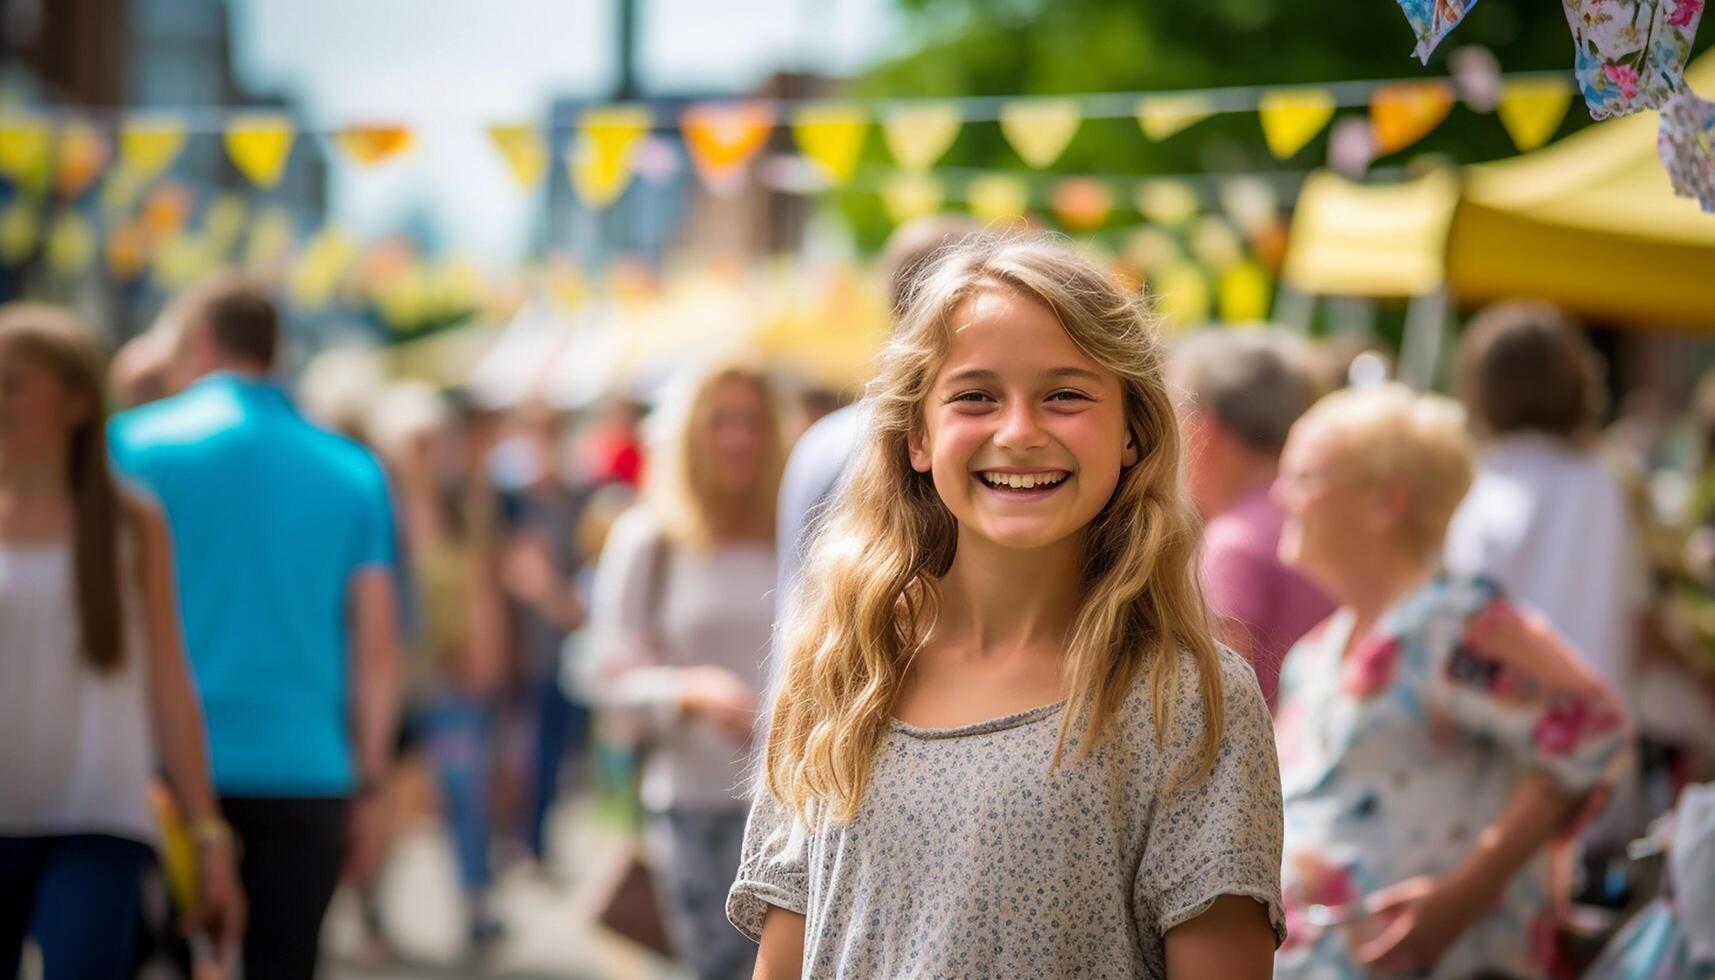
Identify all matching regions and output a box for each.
[245,206,294,272]
[880,172,944,224]
[1051,178,1113,232]
[570,107,652,208]
[1370,82,1454,157]
[1135,94,1217,141]
[224,115,295,188]
[681,102,774,187]
[203,194,248,255]
[0,115,53,190]
[153,234,220,292]
[334,125,414,166]
[289,227,358,310]
[1257,89,1336,159]
[1150,261,1210,328]
[99,167,146,216]
[791,104,868,186]
[45,211,94,276]
[1496,79,1572,153]
[488,125,548,189]
[1135,179,1199,226]
[999,98,1081,169]
[1190,215,1244,269]
[119,117,188,181]
[0,201,38,264]
[1219,261,1273,323]
[966,174,1030,222]
[1125,227,1182,273]
[54,120,109,199]
[883,103,961,171]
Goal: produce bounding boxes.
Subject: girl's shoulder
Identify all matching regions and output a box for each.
[1112,642,1272,757]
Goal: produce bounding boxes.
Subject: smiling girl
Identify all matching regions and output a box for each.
[728,234,1284,979]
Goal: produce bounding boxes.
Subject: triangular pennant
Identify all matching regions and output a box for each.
[883,103,962,171]
[1135,94,1217,141]
[119,117,188,181]
[203,194,248,255]
[140,182,192,245]
[1370,81,1454,156]
[998,98,1081,168]
[1149,261,1210,328]
[681,102,774,188]
[45,210,95,276]
[966,174,1030,221]
[0,115,54,190]
[244,206,294,272]
[333,125,414,166]
[1496,78,1572,152]
[1218,261,1273,322]
[1257,89,1336,159]
[223,115,296,188]
[880,172,943,224]
[569,107,652,208]
[1051,178,1113,232]
[1394,0,1479,65]
[54,119,109,199]
[488,124,548,189]
[0,200,39,265]
[1135,179,1199,226]
[104,221,148,281]
[791,104,868,186]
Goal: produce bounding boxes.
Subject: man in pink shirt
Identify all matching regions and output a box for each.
[1172,330,1333,709]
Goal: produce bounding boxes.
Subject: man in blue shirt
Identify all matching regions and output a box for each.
[110,277,401,980]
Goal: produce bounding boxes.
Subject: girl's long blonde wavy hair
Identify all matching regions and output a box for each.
[765,233,1225,821]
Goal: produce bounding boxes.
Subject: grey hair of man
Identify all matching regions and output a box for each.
[1171,329,1319,457]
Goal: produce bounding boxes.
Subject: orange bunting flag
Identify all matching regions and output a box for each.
[1257,89,1336,159]
[119,117,188,181]
[54,120,109,199]
[681,102,774,189]
[488,125,548,189]
[791,104,868,186]
[1369,82,1454,157]
[223,115,296,188]
[883,103,961,171]
[333,125,415,166]
[966,174,1030,222]
[998,98,1081,168]
[570,107,653,208]
[1051,178,1114,232]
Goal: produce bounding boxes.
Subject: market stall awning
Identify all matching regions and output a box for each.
[1445,53,1715,328]
[1282,167,1460,297]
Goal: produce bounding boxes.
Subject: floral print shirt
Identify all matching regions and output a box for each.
[1274,576,1630,980]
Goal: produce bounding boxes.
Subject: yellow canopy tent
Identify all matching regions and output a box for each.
[1447,52,1715,327]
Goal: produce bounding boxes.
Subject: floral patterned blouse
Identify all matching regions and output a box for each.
[1274,575,1630,980]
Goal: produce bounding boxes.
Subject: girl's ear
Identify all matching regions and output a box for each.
[1121,429,1140,468]
[907,426,933,473]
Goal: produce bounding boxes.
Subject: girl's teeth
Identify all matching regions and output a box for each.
[983,472,1063,489]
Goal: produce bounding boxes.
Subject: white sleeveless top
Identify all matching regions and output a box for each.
[0,539,159,844]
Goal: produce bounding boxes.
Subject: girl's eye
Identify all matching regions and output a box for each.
[949,391,994,404]
[1047,389,1090,403]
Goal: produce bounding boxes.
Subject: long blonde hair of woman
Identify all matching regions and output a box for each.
[765,233,1225,821]
[646,359,786,548]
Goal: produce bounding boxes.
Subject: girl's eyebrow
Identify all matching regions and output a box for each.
[942,366,1106,386]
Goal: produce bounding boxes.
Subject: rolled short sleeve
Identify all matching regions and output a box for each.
[727,788,811,944]
[1133,649,1287,946]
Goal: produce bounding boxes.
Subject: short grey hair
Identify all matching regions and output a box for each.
[1171,329,1318,455]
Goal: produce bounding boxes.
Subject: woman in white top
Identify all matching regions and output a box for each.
[0,305,242,977]
[587,360,783,980]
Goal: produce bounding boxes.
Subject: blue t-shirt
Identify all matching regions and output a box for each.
[110,373,395,797]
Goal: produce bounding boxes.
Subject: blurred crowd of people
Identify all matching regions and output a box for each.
[2,223,1714,980]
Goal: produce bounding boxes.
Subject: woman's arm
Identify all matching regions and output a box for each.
[1164,894,1276,980]
[132,497,245,958]
[753,906,807,980]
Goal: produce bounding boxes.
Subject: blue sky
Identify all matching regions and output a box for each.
[230,0,905,262]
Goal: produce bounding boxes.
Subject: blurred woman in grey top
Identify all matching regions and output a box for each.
[586,360,784,979]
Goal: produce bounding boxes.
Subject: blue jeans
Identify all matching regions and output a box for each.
[528,671,591,860]
[645,809,755,980]
[0,834,153,980]
[422,695,497,895]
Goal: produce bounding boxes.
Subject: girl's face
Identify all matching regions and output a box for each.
[0,341,87,462]
[701,375,771,500]
[1274,425,1391,599]
[909,288,1138,554]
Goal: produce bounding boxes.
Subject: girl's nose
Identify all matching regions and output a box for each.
[992,401,1048,451]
